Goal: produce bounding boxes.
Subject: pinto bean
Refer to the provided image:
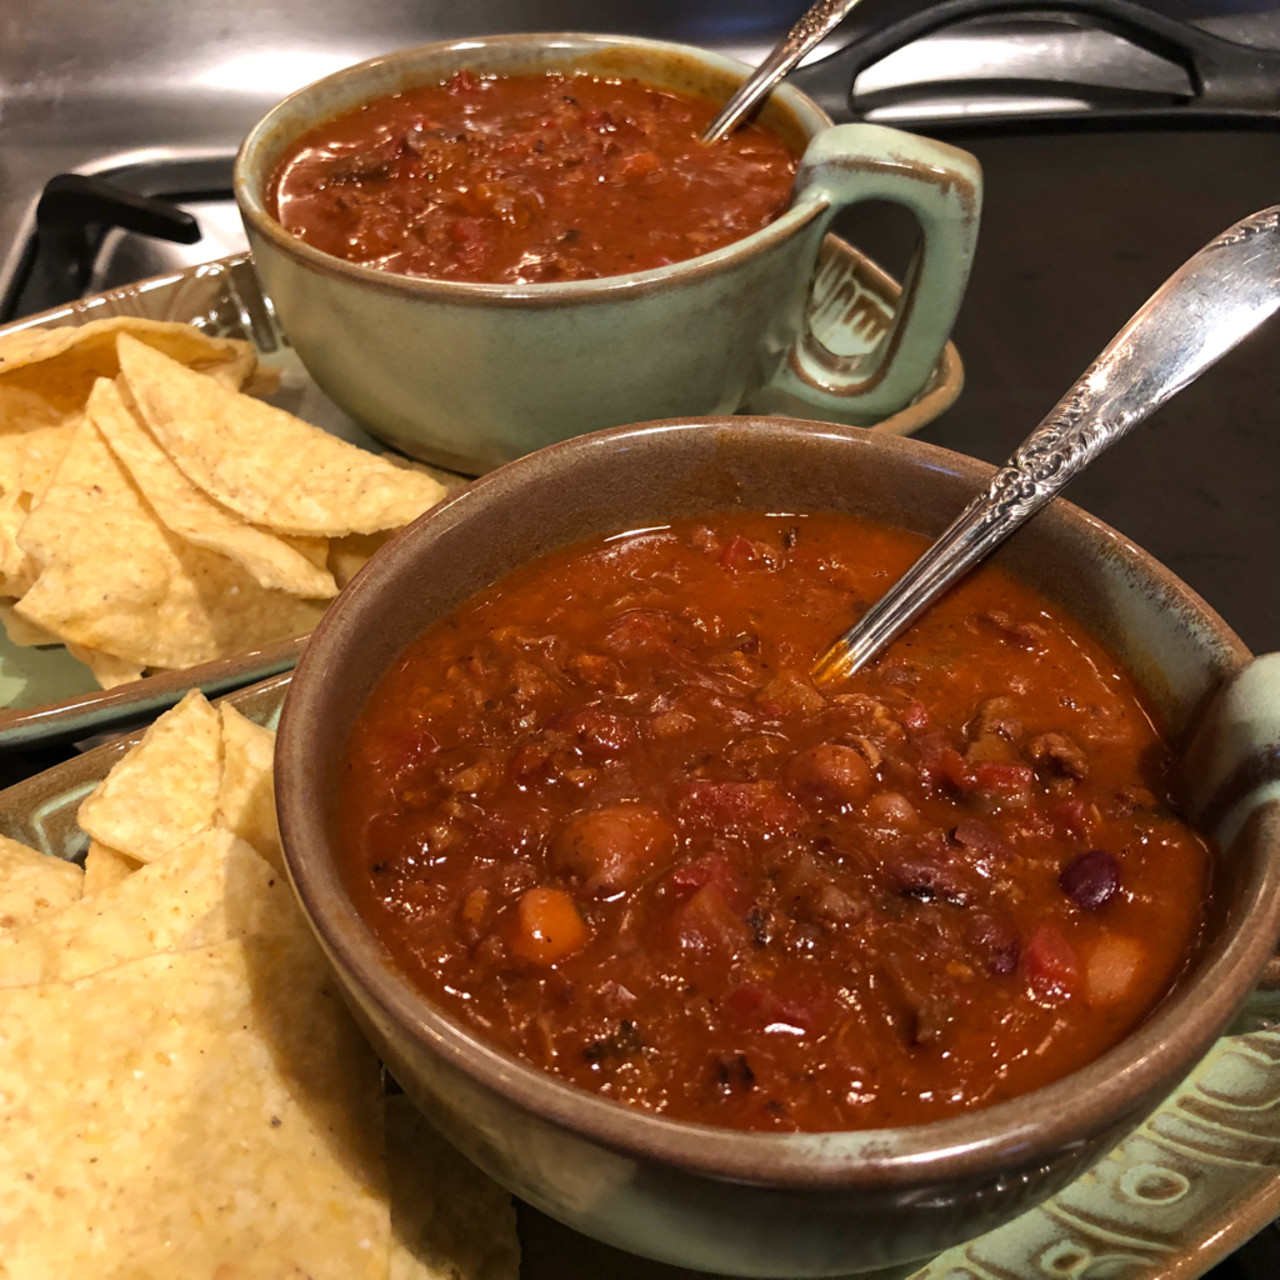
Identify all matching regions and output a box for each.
[862,791,918,832]
[784,743,873,807]
[551,803,677,897]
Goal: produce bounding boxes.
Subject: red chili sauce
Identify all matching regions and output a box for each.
[268,71,799,283]
[337,513,1210,1133]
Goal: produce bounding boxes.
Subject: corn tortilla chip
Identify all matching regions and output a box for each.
[0,316,256,418]
[0,828,294,988]
[217,702,283,872]
[65,641,146,689]
[0,931,389,1279]
[119,334,447,535]
[81,840,141,897]
[0,601,59,648]
[0,417,77,498]
[14,418,325,668]
[0,418,78,595]
[77,689,222,863]
[0,492,40,596]
[386,1095,521,1280]
[0,834,83,935]
[89,378,338,598]
[330,529,396,589]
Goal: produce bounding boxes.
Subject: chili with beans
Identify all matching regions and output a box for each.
[337,513,1210,1133]
[269,71,798,284]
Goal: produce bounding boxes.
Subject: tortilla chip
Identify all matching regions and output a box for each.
[89,378,338,598]
[77,689,222,863]
[0,417,78,497]
[0,601,59,648]
[0,418,79,595]
[0,931,389,1278]
[386,1095,521,1280]
[0,490,39,596]
[118,334,447,536]
[329,529,397,589]
[81,840,141,896]
[65,641,146,689]
[14,417,325,668]
[216,702,283,872]
[0,828,294,988]
[238,360,284,397]
[0,833,83,935]
[0,316,256,418]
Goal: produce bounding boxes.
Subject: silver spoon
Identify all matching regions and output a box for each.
[703,0,868,144]
[812,205,1280,685]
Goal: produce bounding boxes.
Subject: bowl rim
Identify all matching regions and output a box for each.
[276,415,1274,1191]
[233,31,834,309]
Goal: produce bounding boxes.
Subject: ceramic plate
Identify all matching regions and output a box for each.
[0,241,961,750]
[3,673,1277,1280]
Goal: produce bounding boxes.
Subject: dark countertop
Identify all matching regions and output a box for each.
[835,126,1280,658]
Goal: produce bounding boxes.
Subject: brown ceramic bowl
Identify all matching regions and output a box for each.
[275,417,1280,1277]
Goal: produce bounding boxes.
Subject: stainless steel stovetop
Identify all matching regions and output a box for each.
[4,0,1278,317]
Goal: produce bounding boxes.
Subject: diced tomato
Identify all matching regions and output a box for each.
[616,150,660,181]
[718,534,772,571]
[1049,797,1091,839]
[363,725,438,786]
[900,702,970,792]
[449,216,495,271]
[918,746,971,791]
[1024,923,1080,998]
[669,884,750,956]
[673,781,804,838]
[964,762,1035,802]
[899,702,929,733]
[724,974,831,1032]
[666,853,751,911]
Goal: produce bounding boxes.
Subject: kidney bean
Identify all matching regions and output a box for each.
[1059,850,1121,911]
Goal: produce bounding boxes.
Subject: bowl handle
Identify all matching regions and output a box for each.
[1177,652,1280,987]
[766,123,981,424]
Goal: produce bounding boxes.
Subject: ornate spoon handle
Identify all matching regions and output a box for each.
[813,205,1280,684]
[702,0,867,144]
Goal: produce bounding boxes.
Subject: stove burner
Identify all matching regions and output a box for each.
[2,168,244,323]
[34,175,203,311]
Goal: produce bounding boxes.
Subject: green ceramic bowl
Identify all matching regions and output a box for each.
[275,416,1280,1277]
[235,33,981,472]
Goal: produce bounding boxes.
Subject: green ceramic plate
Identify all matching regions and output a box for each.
[2,673,1277,1280]
[0,243,962,751]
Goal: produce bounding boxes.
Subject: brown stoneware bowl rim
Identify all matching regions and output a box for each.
[234,32,833,309]
[277,415,1275,1192]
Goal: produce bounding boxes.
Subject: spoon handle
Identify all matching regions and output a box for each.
[813,205,1280,684]
[703,0,867,144]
